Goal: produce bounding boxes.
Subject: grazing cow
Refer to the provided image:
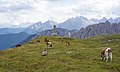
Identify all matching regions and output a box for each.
[36,40,40,43]
[100,47,112,62]
[42,50,48,56]
[16,44,21,47]
[44,38,52,48]
[65,41,71,46]
[44,38,49,43]
[46,42,52,48]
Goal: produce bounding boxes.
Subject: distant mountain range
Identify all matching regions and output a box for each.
[57,16,120,30]
[24,20,57,34]
[35,20,120,39]
[24,16,120,34]
[71,21,120,39]
[0,16,120,35]
[0,32,30,50]
[19,21,120,46]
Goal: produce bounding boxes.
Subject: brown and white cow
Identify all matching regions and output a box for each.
[100,47,112,62]
[46,41,52,48]
[44,38,52,48]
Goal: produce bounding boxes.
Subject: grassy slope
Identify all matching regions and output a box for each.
[0,34,120,72]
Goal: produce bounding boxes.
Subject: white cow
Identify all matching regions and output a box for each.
[100,47,112,62]
[42,50,48,56]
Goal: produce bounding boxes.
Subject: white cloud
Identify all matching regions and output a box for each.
[0,0,120,27]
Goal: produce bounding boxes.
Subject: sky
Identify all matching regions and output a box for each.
[0,0,120,27]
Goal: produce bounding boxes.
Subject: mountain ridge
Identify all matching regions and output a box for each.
[71,21,120,39]
[23,16,120,34]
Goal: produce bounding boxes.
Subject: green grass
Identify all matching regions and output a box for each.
[0,35,120,72]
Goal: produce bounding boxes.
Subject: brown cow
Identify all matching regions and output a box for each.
[44,38,49,43]
[16,44,21,47]
[36,40,40,42]
[65,41,71,46]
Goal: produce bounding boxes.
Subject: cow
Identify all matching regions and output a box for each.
[36,40,40,43]
[44,38,52,48]
[65,41,71,46]
[46,41,52,48]
[42,50,48,56]
[44,38,49,43]
[100,47,112,62]
[16,44,21,47]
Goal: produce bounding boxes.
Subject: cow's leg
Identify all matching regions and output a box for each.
[103,57,106,61]
[105,53,109,62]
[46,42,49,48]
[109,53,112,62]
